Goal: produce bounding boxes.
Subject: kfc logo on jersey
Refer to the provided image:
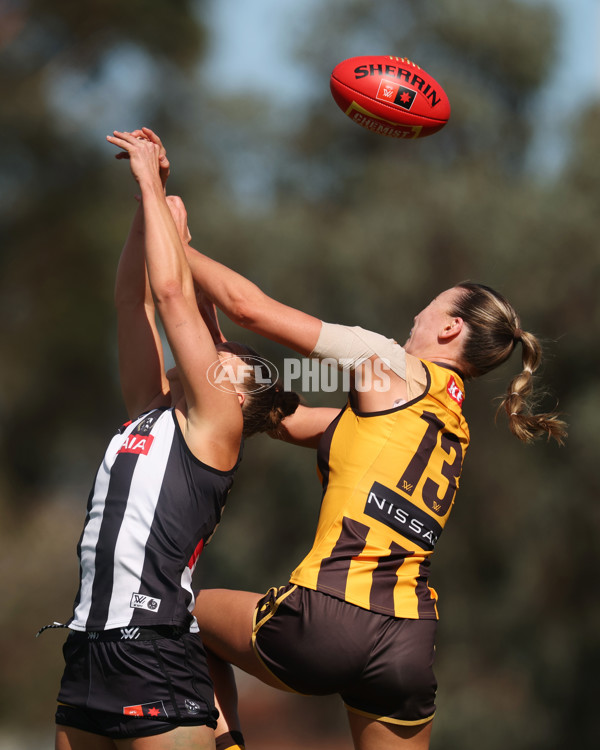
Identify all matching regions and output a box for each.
[447,376,464,407]
[118,434,154,455]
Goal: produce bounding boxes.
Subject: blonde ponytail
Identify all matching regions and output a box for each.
[497,330,567,445]
[451,282,567,445]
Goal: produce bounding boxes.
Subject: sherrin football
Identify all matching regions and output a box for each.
[330,56,450,138]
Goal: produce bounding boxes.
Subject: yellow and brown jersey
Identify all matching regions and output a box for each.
[289,360,469,619]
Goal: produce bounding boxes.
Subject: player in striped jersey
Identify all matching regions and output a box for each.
[50,130,298,750]
[183,248,567,749]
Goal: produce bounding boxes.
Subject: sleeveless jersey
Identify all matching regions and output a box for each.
[69,408,239,633]
[289,361,469,619]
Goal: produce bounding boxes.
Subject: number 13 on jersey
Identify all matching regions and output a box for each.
[397,410,464,517]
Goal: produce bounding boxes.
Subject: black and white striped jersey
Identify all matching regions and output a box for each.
[68,408,240,633]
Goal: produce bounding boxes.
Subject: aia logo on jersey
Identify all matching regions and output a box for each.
[118,434,154,455]
[447,376,464,408]
[376,79,417,110]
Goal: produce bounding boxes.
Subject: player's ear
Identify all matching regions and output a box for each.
[439,317,463,340]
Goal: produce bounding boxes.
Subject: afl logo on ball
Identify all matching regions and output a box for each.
[376,80,417,110]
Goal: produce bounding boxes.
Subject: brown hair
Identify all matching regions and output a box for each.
[450,282,567,445]
[220,342,300,439]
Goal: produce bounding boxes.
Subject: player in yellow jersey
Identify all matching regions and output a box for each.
[182,247,567,750]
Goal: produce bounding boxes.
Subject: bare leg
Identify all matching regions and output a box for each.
[207,650,243,745]
[347,711,433,750]
[194,588,283,689]
[120,726,216,749]
[56,720,216,750]
[56,726,117,750]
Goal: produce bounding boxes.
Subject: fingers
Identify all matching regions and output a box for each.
[131,127,170,188]
[120,130,167,162]
[107,129,165,191]
[106,131,139,155]
[107,129,138,145]
[141,127,163,150]
[136,127,166,158]
[107,129,150,147]
[107,130,161,159]
[108,128,169,195]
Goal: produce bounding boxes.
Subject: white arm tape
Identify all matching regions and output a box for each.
[310,322,407,379]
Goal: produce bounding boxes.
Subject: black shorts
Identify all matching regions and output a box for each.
[252,584,437,726]
[56,628,218,739]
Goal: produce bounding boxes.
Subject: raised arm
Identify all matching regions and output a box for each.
[183,245,322,357]
[114,199,170,418]
[113,127,173,418]
[107,130,243,468]
[185,245,417,412]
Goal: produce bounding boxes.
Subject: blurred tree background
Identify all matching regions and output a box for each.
[1,0,598,747]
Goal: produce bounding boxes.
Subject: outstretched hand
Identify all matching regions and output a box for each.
[137,127,170,189]
[107,129,166,190]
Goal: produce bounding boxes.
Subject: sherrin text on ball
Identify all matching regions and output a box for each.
[330,55,451,138]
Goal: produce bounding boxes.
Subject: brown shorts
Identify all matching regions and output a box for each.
[252,583,437,726]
